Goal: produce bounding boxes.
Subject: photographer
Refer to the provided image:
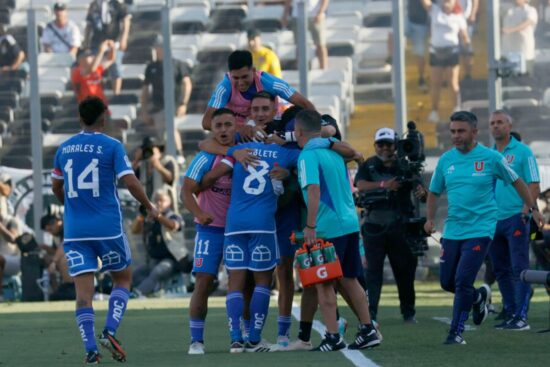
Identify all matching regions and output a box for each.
[132,137,179,213]
[131,189,189,297]
[355,127,427,324]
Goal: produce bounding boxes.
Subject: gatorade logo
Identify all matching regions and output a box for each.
[303,257,311,267]
[317,267,328,279]
[513,229,522,237]
[112,300,125,322]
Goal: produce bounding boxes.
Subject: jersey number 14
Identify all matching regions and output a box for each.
[64,159,100,198]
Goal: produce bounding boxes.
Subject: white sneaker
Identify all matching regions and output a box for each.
[372,320,383,342]
[244,340,278,352]
[188,341,205,355]
[428,110,440,123]
[277,335,290,349]
[285,339,313,351]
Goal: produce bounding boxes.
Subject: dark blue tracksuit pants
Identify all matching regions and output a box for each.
[440,237,491,334]
[489,213,531,319]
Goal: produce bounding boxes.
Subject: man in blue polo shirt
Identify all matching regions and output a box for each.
[424,111,543,345]
[296,110,380,352]
[489,110,540,331]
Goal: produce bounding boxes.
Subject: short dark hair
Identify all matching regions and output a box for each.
[228,50,253,71]
[450,110,477,128]
[251,91,276,103]
[78,97,108,126]
[295,109,322,133]
[212,107,235,119]
[491,109,513,124]
[40,214,57,230]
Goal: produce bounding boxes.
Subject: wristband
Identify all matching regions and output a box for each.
[285,131,296,142]
[379,181,385,188]
[306,224,316,229]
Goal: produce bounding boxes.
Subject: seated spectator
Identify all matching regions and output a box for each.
[71,40,116,104]
[140,35,192,157]
[247,28,282,78]
[0,25,28,77]
[502,0,538,76]
[84,0,131,95]
[41,2,82,58]
[0,213,22,302]
[131,189,185,297]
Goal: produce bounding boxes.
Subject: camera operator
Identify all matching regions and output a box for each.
[132,137,179,213]
[355,127,427,324]
[131,189,189,297]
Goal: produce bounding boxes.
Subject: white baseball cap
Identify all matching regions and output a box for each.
[374,128,397,143]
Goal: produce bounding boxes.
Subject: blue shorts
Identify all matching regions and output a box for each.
[63,235,132,277]
[276,205,300,258]
[108,50,124,79]
[406,19,428,57]
[193,224,225,276]
[328,232,363,279]
[224,232,280,272]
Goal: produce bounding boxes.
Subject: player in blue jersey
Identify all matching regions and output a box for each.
[424,111,543,345]
[489,110,540,330]
[51,97,158,364]
[181,108,236,354]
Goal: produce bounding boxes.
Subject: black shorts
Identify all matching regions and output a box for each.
[429,46,460,68]
[328,232,363,279]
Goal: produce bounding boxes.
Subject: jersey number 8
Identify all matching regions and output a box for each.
[64,158,100,198]
[243,160,270,195]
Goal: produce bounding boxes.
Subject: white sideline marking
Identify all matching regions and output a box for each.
[432,317,477,331]
[291,304,380,367]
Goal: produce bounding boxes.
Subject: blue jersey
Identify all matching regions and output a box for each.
[207,72,296,108]
[52,132,134,241]
[493,137,540,220]
[225,142,299,234]
[429,143,519,240]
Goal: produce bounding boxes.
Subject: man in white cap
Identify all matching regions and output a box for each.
[354,127,427,325]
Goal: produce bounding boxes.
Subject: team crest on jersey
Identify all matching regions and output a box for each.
[474,161,485,172]
[506,154,515,164]
[195,258,203,268]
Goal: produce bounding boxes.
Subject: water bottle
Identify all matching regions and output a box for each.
[271,163,284,196]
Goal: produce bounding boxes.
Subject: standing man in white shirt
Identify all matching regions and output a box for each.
[502,0,538,76]
[41,3,82,58]
[282,0,329,69]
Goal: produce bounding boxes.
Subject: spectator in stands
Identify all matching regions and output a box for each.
[131,137,179,213]
[502,0,538,76]
[282,0,329,69]
[71,40,116,104]
[0,171,13,218]
[41,2,82,58]
[458,0,479,79]
[131,189,185,297]
[202,50,315,139]
[141,35,192,157]
[247,28,282,78]
[84,0,131,95]
[0,211,22,303]
[421,0,471,123]
[0,25,28,76]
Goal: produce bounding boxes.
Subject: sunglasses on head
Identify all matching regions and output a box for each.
[376,141,394,147]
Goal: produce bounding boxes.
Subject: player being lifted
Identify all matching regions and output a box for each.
[51,97,158,364]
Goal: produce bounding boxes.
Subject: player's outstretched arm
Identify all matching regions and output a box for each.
[200,163,233,190]
[202,107,216,131]
[198,136,230,156]
[121,174,158,219]
[512,178,544,229]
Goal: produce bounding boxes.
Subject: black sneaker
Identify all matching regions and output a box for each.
[444,332,466,345]
[503,317,530,331]
[494,317,514,330]
[472,284,491,325]
[312,334,346,352]
[99,330,126,362]
[347,326,381,350]
[84,351,101,364]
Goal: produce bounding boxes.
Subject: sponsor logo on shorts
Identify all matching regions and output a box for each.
[252,245,272,262]
[226,245,244,262]
[472,245,482,252]
[101,251,122,266]
[513,229,522,237]
[66,250,85,268]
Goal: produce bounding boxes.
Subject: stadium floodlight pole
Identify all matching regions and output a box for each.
[161,4,177,158]
[392,0,407,135]
[296,0,309,98]
[487,0,503,113]
[27,8,44,243]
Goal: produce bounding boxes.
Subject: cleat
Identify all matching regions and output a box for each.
[276,335,290,349]
[503,317,530,331]
[188,341,205,355]
[84,351,101,364]
[347,326,380,350]
[312,334,346,352]
[472,284,491,325]
[229,341,245,354]
[372,320,383,342]
[244,340,276,352]
[494,317,514,330]
[99,331,126,362]
[285,339,313,351]
[444,332,466,345]
[338,317,348,337]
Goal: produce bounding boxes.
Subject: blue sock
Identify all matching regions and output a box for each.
[278,316,292,338]
[243,319,251,336]
[249,285,271,344]
[104,287,130,335]
[76,308,97,353]
[189,318,205,343]
[226,291,244,342]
